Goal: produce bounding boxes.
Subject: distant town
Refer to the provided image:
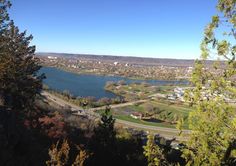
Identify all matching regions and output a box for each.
[37,53,198,80]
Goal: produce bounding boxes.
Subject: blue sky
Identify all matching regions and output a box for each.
[10,0,217,59]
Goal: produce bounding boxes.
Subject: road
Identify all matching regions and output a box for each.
[148,93,166,98]
[88,92,166,111]
[115,119,190,140]
[41,91,99,119]
[41,91,190,140]
[88,99,147,111]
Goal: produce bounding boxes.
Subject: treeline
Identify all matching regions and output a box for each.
[44,107,148,166]
[45,88,125,108]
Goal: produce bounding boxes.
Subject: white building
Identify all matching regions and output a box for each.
[47,56,58,60]
[114,62,118,66]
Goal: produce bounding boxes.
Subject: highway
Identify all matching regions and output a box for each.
[115,119,190,140]
[41,91,99,119]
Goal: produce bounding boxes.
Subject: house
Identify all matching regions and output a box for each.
[114,62,118,66]
[47,56,57,60]
[167,94,177,100]
[174,87,184,97]
[130,112,143,119]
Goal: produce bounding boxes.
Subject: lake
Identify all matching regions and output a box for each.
[39,67,188,99]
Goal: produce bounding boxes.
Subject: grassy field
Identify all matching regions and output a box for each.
[103,83,192,128]
[94,99,192,129]
[105,82,179,101]
[113,114,178,128]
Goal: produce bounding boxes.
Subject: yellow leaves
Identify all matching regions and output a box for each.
[46,140,90,166]
[182,0,236,165]
[182,148,195,166]
[217,40,230,56]
[200,41,209,59]
[176,118,184,136]
[232,118,236,129]
[46,139,70,166]
[204,24,215,43]
[232,45,236,53]
[72,145,90,166]
[212,15,220,27]
[143,134,161,166]
[211,80,218,90]
[217,0,236,15]
[230,15,236,27]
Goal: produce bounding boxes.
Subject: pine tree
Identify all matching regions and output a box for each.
[0,1,45,165]
[0,0,44,111]
[94,106,116,145]
[88,107,117,165]
[182,0,236,165]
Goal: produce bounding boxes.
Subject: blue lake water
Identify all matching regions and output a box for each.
[39,67,188,99]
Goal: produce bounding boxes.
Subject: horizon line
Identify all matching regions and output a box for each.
[36,51,199,61]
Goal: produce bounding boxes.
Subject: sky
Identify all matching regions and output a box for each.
[9,0,218,59]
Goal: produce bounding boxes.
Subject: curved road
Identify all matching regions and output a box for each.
[41,91,190,140]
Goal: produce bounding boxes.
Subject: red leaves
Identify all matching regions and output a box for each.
[38,112,67,139]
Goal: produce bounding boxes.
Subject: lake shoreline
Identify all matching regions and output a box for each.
[41,65,190,82]
[39,66,189,99]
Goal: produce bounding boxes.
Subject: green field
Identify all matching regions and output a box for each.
[109,100,192,129]
[113,114,178,128]
[105,82,180,101]
[103,83,192,129]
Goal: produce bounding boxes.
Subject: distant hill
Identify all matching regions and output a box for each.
[36,52,214,67]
